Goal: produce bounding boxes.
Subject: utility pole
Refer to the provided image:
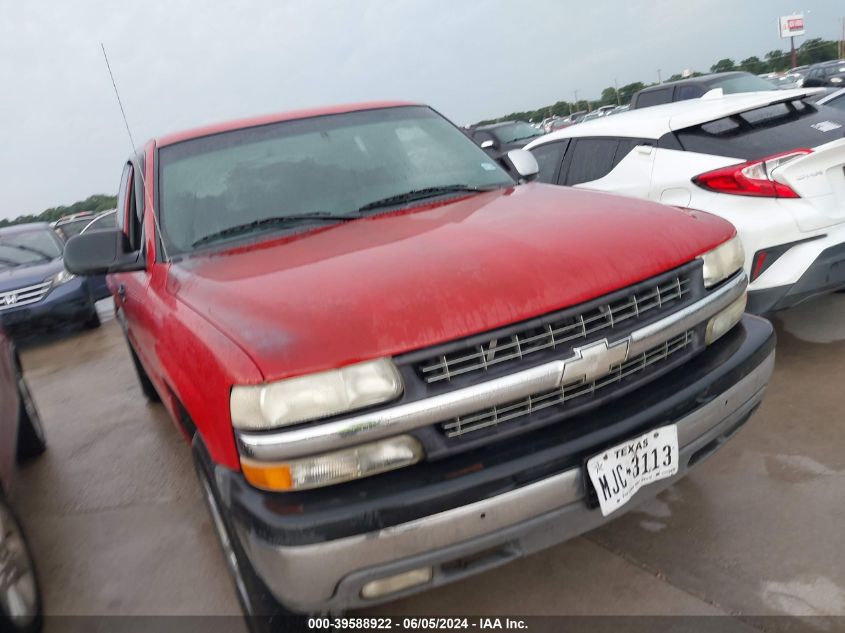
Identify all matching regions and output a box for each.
[614,78,621,105]
[574,90,579,113]
[657,69,662,84]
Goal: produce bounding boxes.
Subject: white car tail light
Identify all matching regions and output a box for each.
[692,149,813,198]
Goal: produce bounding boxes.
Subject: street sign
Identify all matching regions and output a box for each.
[779,14,805,38]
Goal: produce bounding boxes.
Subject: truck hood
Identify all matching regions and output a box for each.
[0,258,63,293]
[170,184,735,382]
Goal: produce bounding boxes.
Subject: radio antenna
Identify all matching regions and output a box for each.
[100,43,170,262]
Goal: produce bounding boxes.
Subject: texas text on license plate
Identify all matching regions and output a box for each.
[586,424,679,517]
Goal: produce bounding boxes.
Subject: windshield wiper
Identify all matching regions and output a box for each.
[191,212,361,248]
[356,185,498,213]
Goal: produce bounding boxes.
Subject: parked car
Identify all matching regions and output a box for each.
[759,72,803,90]
[540,116,560,133]
[549,116,575,131]
[594,105,617,117]
[810,87,845,111]
[79,209,117,235]
[0,224,101,334]
[468,120,544,157]
[630,71,777,109]
[801,60,845,88]
[65,101,774,628]
[0,328,46,632]
[51,212,97,242]
[580,111,602,123]
[526,88,845,313]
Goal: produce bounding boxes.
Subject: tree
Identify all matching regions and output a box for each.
[739,56,766,75]
[0,194,118,228]
[764,50,789,72]
[710,58,736,73]
[618,82,646,105]
[600,87,618,106]
[797,38,839,65]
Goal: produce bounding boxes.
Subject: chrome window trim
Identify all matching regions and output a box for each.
[237,272,747,462]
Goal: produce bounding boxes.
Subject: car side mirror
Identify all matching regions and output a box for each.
[480,139,496,149]
[64,229,144,275]
[502,149,539,182]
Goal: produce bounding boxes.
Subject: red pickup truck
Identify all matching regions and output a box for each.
[65,102,775,626]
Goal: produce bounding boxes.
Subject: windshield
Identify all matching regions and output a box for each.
[0,229,63,269]
[158,106,513,254]
[492,122,543,144]
[706,73,777,94]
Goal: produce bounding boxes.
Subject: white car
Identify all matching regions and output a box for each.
[814,87,845,112]
[525,89,845,313]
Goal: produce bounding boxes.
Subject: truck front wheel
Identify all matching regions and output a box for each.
[192,440,309,633]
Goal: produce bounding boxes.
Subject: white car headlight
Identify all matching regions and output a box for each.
[699,235,744,288]
[48,270,76,286]
[231,358,403,430]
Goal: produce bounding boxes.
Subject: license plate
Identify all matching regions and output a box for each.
[586,424,679,517]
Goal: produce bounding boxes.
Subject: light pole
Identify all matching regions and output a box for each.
[574,90,579,113]
[614,78,621,105]
[657,69,662,84]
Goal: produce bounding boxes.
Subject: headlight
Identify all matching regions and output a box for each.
[48,270,76,286]
[230,358,403,430]
[699,235,744,288]
[240,435,423,491]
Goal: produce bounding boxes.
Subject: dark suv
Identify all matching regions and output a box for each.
[0,224,101,334]
[802,60,845,88]
[630,72,777,109]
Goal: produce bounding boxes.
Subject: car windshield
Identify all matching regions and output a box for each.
[0,229,62,269]
[158,106,514,253]
[706,73,778,94]
[492,122,543,144]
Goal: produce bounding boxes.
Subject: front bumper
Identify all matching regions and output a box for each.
[0,277,93,332]
[218,315,775,613]
[747,242,845,313]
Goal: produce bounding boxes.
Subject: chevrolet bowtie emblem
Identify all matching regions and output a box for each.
[560,338,630,385]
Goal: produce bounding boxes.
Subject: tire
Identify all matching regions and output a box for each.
[192,440,309,633]
[0,496,43,633]
[15,368,45,462]
[83,308,101,330]
[127,345,160,403]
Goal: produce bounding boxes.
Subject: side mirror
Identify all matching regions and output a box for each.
[64,229,144,275]
[480,139,496,149]
[503,149,539,182]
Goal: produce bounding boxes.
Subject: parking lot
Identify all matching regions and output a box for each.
[9,294,845,625]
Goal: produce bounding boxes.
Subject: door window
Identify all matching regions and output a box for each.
[563,138,620,185]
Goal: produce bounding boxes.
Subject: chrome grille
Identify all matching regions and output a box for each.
[0,281,52,312]
[442,330,694,438]
[419,274,692,385]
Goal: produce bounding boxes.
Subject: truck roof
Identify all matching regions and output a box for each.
[156,101,419,148]
[526,89,827,144]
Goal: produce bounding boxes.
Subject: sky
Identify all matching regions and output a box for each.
[1,0,843,219]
